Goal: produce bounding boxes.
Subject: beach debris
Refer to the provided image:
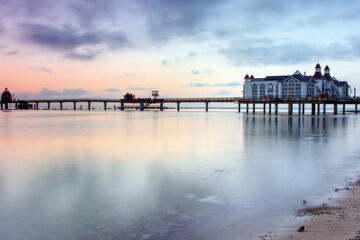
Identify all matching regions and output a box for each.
[302,200,307,204]
[297,225,305,232]
[335,188,339,192]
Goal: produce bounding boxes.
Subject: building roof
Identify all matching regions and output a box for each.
[247,65,349,87]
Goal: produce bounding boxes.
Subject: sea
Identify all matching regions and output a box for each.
[1,108,360,240]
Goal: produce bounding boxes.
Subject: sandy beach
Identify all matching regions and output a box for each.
[269,180,360,240]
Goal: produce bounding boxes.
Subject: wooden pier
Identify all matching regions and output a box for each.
[1,97,360,115]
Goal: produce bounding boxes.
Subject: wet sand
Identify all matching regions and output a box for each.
[271,180,360,240]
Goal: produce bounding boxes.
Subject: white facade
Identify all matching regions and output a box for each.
[243,64,349,99]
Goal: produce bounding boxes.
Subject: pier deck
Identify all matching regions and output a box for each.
[2,97,360,115]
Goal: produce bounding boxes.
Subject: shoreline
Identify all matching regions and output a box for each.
[266,179,360,240]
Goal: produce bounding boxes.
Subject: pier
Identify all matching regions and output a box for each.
[1,97,360,115]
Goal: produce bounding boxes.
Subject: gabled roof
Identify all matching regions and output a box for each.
[334,80,349,87]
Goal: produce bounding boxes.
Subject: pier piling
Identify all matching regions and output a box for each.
[275,103,278,115]
[343,104,345,115]
[177,102,180,112]
[246,103,249,114]
[323,104,326,115]
[263,103,266,114]
[205,102,208,112]
[121,102,124,111]
[302,103,305,115]
[334,104,338,115]
[311,103,316,115]
[269,103,271,115]
[253,103,255,114]
[288,103,293,115]
[160,102,164,111]
[238,102,241,113]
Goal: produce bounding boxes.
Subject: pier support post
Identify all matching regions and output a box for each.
[73,102,76,110]
[121,102,124,111]
[36,102,38,110]
[177,102,180,112]
[302,103,305,115]
[288,103,293,115]
[246,103,249,114]
[60,102,63,110]
[298,103,301,115]
[263,103,266,114]
[334,104,337,115]
[0,103,2,110]
[205,102,208,112]
[311,103,316,115]
[268,103,271,115]
[275,103,278,115]
[15,102,18,110]
[88,102,91,110]
[47,102,50,110]
[140,102,144,111]
[104,102,107,111]
[317,103,320,115]
[323,104,326,115]
[238,102,241,113]
[343,104,345,115]
[160,102,164,111]
[252,103,255,114]
[355,104,358,114]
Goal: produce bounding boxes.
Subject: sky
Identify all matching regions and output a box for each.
[1,0,360,99]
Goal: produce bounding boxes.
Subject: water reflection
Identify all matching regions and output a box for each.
[0,111,360,240]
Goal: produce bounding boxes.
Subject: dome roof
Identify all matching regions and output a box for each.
[244,74,249,79]
[250,75,254,79]
[1,88,12,103]
[324,65,330,70]
[315,63,321,69]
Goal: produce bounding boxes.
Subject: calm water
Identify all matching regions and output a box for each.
[1,110,360,240]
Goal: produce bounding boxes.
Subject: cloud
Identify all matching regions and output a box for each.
[189,52,197,57]
[117,73,139,79]
[106,88,119,92]
[187,82,241,87]
[139,0,227,42]
[211,90,231,95]
[0,20,4,34]
[161,60,169,67]
[20,23,129,60]
[64,50,97,61]
[190,69,213,75]
[218,37,360,65]
[17,87,90,99]
[36,67,52,73]
[129,87,155,90]
[4,50,18,56]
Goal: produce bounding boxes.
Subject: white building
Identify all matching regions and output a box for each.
[243,64,350,99]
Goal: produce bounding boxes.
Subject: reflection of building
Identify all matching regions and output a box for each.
[243,64,350,99]
[1,88,13,110]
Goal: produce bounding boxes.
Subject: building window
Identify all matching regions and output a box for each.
[268,84,274,97]
[307,82,314,97]
[252,84,258,98]
[260,84,266,98]
[283,79,301,98]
